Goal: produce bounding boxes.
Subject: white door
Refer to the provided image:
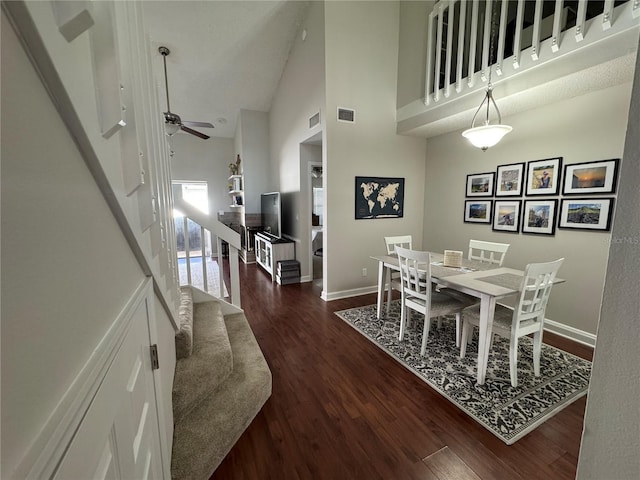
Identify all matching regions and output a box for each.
[53,296,164,479]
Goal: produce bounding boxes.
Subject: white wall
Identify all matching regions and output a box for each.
[324,1,427,298]
[170,134,235,217]
[237,109,271,215]
[577,46,640,480]
[0,13,147,475]
[423,82,631,338]
[269,0,325,278]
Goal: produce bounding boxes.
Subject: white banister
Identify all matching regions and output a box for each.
[434,2,445,101]
[513,0,525,68]
[444,1,455,97]
[481,0,492,82]
[467,0,480,87]
[576,0,587,41]
[496,0,508,75]
[425,9,436,104]
[551,0,564,52]
[531,0,544,61]
[603,0,614,30]
[455,0,467,91]
[200,225,208,293]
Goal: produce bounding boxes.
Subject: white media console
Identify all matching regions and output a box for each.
[255,232,295,282]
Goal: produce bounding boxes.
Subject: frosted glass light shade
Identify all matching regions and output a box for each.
[165,122,180,136]
[462,124,512,150]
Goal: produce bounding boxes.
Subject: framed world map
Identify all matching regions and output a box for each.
[355,176,405,219]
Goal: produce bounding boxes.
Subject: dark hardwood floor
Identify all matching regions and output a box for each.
[211,262,593,480]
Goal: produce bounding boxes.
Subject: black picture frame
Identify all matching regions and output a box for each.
[521,199,558,235]
[558,197,615,231]
[492,200,521,233]
[495,162,525,197]
[562,158,620,195]
[525,157,563,196]
[354,176,405,219]
[464,200,493,223]
[466,172,495,197]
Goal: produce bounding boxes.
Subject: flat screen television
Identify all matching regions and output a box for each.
[261,192,281,238]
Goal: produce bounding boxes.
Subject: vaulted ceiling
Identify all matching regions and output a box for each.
[142,1,309,139]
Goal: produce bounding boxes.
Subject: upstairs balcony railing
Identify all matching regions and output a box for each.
[425,0,639,105]
[174,197,242,308]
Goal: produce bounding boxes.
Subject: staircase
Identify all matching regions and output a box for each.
[171,287,272,479]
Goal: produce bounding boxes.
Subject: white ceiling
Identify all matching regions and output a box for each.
[142,1,310,138]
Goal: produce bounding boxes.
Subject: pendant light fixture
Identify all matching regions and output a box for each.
[462,0,512,151]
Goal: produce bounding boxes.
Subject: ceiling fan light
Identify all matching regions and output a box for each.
[462,124,512,151]
[165,122,180,136]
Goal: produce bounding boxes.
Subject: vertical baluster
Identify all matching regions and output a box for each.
[531,0,543,60]
[512,0,525,68]
[551,0,564,53]
[434,3,445,101]
[496,0,508,75]
[602,0,614,30]
[480,0,492,82]
[229,246,241,307]
[216,235,226,298]
[200,225,208,293]
[183,216,191,285]
[634,0,640,19]
[575,0,587,41]
[455,0,467,92]
[467,0,479,87]
[424,9,436,104]
[444,1,455,98]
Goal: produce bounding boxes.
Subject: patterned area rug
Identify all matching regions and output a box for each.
[335,301,591,444]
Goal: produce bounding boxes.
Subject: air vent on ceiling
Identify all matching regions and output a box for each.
[309,111,320,129]
[337,107,355,123]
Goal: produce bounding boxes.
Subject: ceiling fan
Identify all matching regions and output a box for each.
[159,46,213,140]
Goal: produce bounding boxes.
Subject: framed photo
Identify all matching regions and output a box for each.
[562,158,620,195]
[558,198,615,231]
[495,162,525,196]
[464,200,492,223]
[522,199,558,235]
[355,176,405,219]
[492,200,521,233]
[525,157,562,196]
[466,172,495,197]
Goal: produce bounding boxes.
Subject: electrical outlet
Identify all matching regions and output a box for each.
[362,267,367,277]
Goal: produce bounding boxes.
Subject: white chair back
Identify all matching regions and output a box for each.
[514,258,564,325]
[395,247,432,306]
[468,239,510,266]
[384,235,412,255]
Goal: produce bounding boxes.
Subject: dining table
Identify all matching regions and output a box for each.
[371,252,564,385]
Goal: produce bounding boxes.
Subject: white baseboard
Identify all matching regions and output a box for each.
[324,284,378,301]
[545,318,596,348]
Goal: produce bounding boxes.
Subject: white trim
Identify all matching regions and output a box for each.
[545,318,596,348]
[324,285,379,301]
[12,279,152,480]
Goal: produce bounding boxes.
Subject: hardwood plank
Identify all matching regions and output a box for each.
[210,262,591,479]
[424,446,482,480]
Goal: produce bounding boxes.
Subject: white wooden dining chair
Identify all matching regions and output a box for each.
[460,258,564,387]
[396,247,472,354]
[383,235,412,315]
[468,239,510,266]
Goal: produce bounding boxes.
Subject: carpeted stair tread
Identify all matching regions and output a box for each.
[175,286,194,360]
[172,301,233,424]
[171,312,272,480]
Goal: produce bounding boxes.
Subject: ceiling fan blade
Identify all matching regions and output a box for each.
[180,124,210,140]
[182,120,214,129]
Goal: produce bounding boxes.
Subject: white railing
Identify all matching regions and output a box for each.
[425,0,639,106]
[174,197,242,308]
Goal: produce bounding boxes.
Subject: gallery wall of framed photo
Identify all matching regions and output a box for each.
[463,157,620,236]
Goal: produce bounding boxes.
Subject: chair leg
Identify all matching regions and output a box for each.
[386,280,392,316]
[455,313,461,348]
[509,337,519,387]
[420,315,431,356]
[533,330,542,377]
[460,321,470,358]
[399,297,406,341]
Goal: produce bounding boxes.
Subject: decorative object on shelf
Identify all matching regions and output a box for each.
[465,172,495,197]
[462,1,512,151]
[558,197,615,231]
[525,157,563,196]
[562,158,620,195]
[492,200,521,233]
[522,199,558,236]
[463,200,492,223]
[229,154,241,175]
[495,162,525,196]
[355,176,404,219]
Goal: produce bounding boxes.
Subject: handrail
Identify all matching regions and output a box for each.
[174,197,242,308]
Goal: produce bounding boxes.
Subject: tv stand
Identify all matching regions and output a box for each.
[255,232,295,282]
